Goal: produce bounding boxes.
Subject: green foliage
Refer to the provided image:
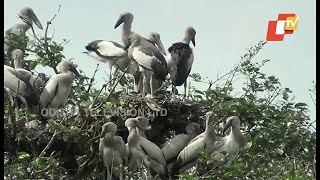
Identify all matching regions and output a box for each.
[4,19,315,180]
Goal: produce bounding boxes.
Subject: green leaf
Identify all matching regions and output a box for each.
[283,91,289,101]
[17,152,30,160]
[294,102,308,108]
[63,133,69,142]
[195,90,204,95]
[35,157,47,166]
[179,172,194,180]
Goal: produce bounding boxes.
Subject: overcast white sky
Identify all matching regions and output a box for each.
[4,0,316,122]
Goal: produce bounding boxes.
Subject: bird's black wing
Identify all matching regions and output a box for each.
[168,42,193,86]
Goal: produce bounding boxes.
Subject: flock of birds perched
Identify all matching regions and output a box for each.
[102,113,247,180]
[4,7,248,180]
[83,12,196,100]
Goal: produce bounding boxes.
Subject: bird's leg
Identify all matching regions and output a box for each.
[14,106,19,122]
[184,80,188,99]
[133,73,141,93]
[106,165,111,180]
[138,73,144,94]
[142,71,148,97]
[108,66,113,91]
[172,85,176,101]
[112,66,119,87]
[25,107,29,129]
[149,74,154,97]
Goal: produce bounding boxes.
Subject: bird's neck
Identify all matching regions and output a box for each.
[182,36,191,44]
[14,60,22,69]
[204,123,215,139]
[128,128,140,147]
[23,23,31,31]
[104,133,114,144]
[122,22,132,46]
[230,127,246,148]
[59,72,76,83]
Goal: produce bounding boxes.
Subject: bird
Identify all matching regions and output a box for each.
[114,12,167,94]
[208,116,247,167]
[124,118,150,179]
[161,122,201,164]
[167,27,196,100]
[4,7,43,56]
[170,111,217,178]
[39,60,79,123]
[4,49,39,109]
[124,34,168,97]
[99,122,127,180]
[83,40,128,91]
[129,116,168,178]
[146,32,168,93]
[83,32,166,94]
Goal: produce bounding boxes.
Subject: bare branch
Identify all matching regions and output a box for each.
[92,60,135,110]
[87,64,100,93]
[39,130,58,157]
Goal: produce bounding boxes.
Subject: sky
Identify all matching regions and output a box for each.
[4,0,316,123]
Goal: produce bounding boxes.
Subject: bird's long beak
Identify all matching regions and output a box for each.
[222,120,232,135]
[30,11,43,30]
[99,128,107,138]
[191,36,196,47]
[156,38,167,55]
[114,17,124,29]
[123,42,131,50]
[136,122,145,130]
[70,66,80,76]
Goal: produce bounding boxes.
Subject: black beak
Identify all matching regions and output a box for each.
[123,42,131,50]
[70,66,80,76]
[222,121,232,135]
[191,36,196,47]
[114,17,124,29]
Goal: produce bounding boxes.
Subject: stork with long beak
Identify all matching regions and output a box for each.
[99,122,127,180]
[114,12,167,94]
[125,118,150,179]
[39,60,79,123]
[5,7,43,56]
[170,112,217,179]
[124,34,168,97]
[167,27,196,100]
[208,116,247,167]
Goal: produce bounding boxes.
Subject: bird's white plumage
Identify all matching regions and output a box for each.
[177,136,206,164]
[40,60,78,110]
[98,41,126,56]
[132,47,159,72]
[139,137,167,167]
[4,66,29,97]
[40,74,71,109]
[99,122,127,180]
[162,134,190,161]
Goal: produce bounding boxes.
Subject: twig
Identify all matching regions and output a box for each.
[92,60,135,110]
[88,84,108,109]
[266,88,282,106]
[309,93,316,107]
[87,64,100,93]
[39,130,58,157]
[77,144,97,177]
